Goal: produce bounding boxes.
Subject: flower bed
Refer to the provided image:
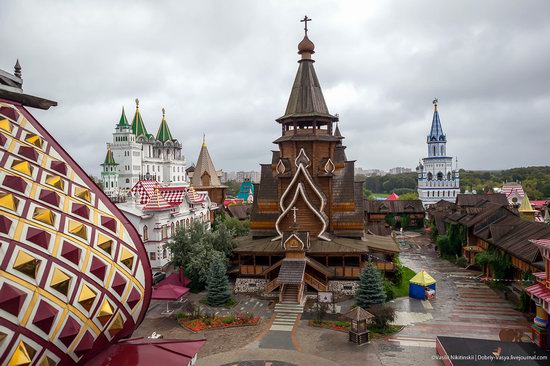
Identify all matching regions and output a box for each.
[309,320,350,333]
[179,312,260,332]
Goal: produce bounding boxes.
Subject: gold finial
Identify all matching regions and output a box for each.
[135,98,139,108]
[162,108,166,119]
[202,133,206,147]
[433,98,438,111]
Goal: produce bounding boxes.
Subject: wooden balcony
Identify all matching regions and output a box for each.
[240,265,268,275]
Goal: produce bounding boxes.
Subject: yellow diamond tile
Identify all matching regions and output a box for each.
[38,357,56,366]
[0,118,12,133]
[25,133,43,149]
[120,247,134,271]
[78,284,96,311]
[13,251,40,279]
[0,192,19,211]
[50,268,71,295]
[7,341,31,366]
[74,187,91,202]
[33,207,56,226]
[45,175,64,190]
[11,160,33,176]
[68,220,88,240]
[97,234,113,255]
[97,300,114,325]
[108,313,124,337]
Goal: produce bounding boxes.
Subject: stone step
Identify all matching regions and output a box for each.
[275,304,304,310]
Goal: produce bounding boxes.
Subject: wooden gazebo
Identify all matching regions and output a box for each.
[344,306,374,345]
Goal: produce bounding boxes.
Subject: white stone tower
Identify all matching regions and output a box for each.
[100,145,119,197]
[417,99,460,207]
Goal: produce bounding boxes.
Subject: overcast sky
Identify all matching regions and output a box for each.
[2,0,549,175]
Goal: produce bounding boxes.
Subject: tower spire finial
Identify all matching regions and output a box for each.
[14,59,21,78]
[202,133,206,147]
[300,15,312,35]
[135,98,139,108]
[433,98,438,111]
[162,107,165,119]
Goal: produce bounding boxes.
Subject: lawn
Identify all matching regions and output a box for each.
[372,193,389,199]
[391,266,416,298]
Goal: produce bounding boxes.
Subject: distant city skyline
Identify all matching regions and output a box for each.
[2,1,549,176]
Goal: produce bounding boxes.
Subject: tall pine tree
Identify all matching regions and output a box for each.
[206,254,231,307]
[355,262,386,308]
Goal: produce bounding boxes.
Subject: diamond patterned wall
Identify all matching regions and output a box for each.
[0,101,152,365]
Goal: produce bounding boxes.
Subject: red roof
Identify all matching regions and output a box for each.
[387,193,399,201]
[533,272,546,280]
[157,271,191,287]
[151,284,189,300]
[525,282,550,302]
[87,338,206,366]
[143,188,173,211]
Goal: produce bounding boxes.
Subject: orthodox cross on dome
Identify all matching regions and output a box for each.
[300,15,312,34]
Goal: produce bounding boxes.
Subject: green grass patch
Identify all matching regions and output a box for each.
[389,266,415,298]
[372,193,389,198]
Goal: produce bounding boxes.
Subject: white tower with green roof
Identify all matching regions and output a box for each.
[101,146,119,197]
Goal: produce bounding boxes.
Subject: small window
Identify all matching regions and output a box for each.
[149,252,156,260]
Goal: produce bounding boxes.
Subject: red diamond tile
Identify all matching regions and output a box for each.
[127,287,141,309]
[60,241,81,265]
[32,300,58,334]
[50,160,67,175]
[0,107,19,121]
[111,272,127,296]
[74,331,94,358]
[0,282,27,316]
[38,189,60,207]
[0,134,6,146]
[0,215,13,234]
[26,227,51,249]
[90,256,107,281]
[18,145,39,161]
[100,216,117,233]
[71,203,90,219]
[3,175,27,193]
[59,316,80,347]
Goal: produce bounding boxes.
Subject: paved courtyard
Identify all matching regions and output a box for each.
[135,232,533,365]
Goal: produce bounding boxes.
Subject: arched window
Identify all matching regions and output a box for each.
[447,172,451,180]
[171,222,175,236]
[437,191,440,197]
[143,225,148,241]
[126,178,130,184]
[437,172,443,181]
[441,146,444,155]
[427,172,433,181]
[433,146,436,156]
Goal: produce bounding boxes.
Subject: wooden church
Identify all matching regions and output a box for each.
[234,18,399,301]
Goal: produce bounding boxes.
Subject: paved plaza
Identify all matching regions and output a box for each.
[135,232,534,365]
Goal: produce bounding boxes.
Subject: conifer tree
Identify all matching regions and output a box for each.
[355,261,386,308]
[206,254,231,307]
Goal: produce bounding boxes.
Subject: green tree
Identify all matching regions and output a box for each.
[211,223,237,257]
[223,217,250,237]
[206,254,232,306]
[186,242,224,292]
[436,235,452,257]
[167,221,209,269]
[398,192,419,200]
[225,180,241,197]
[355,262,386,308]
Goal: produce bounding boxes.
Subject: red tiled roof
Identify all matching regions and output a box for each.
[525,283,550,302]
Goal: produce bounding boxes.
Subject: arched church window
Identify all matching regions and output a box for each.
[437,191,440,197]
[437,172,443,181]
[427,172,433,181]
[433,146,436,156]
[126,178,130,183]
[143,225,148,241]
[447,172,451,180]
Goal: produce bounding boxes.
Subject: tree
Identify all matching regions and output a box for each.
[186,241,222,292]
[223,217,250,237]
[206,254,231,306]
[167,221,209,269]
[369,304,396,331]
[211,223,237,257]
[355,262,386,308]
[398,192,419,200]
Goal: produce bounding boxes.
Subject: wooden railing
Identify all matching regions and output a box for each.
[304,273,328,291]
[279,284,285,303]
[265,278,280,293]
[240,265,268,275]
[297,282,305,304]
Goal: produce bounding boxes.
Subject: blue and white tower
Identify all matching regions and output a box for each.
[417,99,460,207]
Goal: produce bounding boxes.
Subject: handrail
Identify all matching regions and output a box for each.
[297,282,305,304]
[304,273,328,291]
[265,278,280,293]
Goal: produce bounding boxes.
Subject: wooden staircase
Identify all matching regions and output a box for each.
[281,283,300,303]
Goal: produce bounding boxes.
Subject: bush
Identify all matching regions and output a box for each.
[383,280,395,301]
[455,256,468,268]
[436,235,452,257]
[223,315,236,324]
[519,292,531,313]
[369,304,396,330]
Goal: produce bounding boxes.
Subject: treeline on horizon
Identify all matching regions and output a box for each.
[359,166,550,200]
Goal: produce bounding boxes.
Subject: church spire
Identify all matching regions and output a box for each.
[428,98,445,142]
[131,98,149,138]
[155,108,173,143]
[117,106,130,127]
[277,16,337,123]
[191,135,222,187]
[101,146,117,166]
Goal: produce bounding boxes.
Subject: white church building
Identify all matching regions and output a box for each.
[100,99,186,197]
[417,99,460,207]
